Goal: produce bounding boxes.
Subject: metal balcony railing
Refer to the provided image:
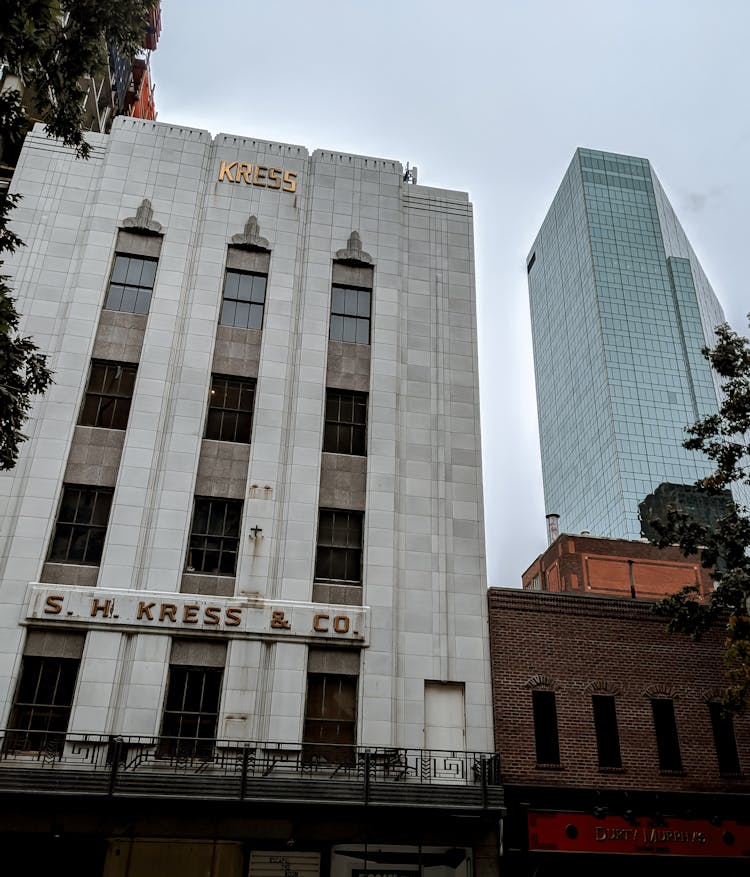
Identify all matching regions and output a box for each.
[0,729,503,811]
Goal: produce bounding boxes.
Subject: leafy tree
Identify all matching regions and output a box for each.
[650,318,750,713]
[0,0,156,469]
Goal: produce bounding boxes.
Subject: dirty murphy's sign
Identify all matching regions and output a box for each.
[217,159,297,192]
[26,585,367,644]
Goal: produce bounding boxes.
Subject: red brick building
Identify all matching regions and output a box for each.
[521,533,713,600]
[488,587,750,875]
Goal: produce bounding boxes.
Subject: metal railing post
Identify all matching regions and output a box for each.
[108,736,123,796]
[240,746,250,799]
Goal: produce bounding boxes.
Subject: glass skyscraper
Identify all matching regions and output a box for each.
[527,148,727,539]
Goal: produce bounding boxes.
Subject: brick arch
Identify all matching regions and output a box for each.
[642,683,679,699]
[524,673,557,690]
[584,680,622,696]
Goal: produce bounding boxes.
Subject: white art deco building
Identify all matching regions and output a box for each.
[0,118,501,876]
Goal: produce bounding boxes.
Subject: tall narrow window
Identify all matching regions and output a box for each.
[651,698,683,772]
[532,689,560,766]
[205,375,256,443]
[592,694,622,768]
[6,655,81,753]
[160,665,223,758]
[314,509,363,584]
[323,390,367,455]
[186,498,242,575]
[219,269,267,330]
[329,285,371,344]
[78,360,137,429]
[48,485,113,565]
[104,254,158,314]
[709,702,741,775]
[303,673,357,763]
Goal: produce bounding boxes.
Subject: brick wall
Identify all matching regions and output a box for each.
[488,588,749,794]
[520,534,713,599]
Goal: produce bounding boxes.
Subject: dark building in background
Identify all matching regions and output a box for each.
[488,587,750,875]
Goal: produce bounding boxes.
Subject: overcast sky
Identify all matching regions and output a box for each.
[151,0,750,587]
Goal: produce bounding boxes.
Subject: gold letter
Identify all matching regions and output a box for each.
[160,603,177,622]
[225,607,242,626]
[333,615,350,634]
[91,598,112,617]
[313,612,329,632]
[282,170,297,193]
[267,168,281,189]
[44,594,64,615]
[237,162,252,184]
[271,609,291,629]
[204,606,221,625]
[253,165,267,186]
[137,601,155,620]
[183,604,200,623]
[218,160,237,182]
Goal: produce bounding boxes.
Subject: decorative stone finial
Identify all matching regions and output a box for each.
[230,215,270,251]
[335,230,373,266]
[121,198,163,235]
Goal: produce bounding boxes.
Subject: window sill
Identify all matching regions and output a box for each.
[658,769,686,776]
[598,766,625,774]
[535,763,564,770]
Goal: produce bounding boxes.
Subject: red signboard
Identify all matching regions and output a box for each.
[528,811,750,857]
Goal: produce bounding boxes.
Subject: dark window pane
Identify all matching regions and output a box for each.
[48,486,113,565]
[79,361,137,430]
[323,390,368,456]
[709,702,741,775]
[330,285,371,345]
[188,498,242,575]
[592,695,622,768]
[651,699,682,772]
[104,255,157,315]
[314,510,363,583]
[220,270,267,330]
[303,673,357,763]
[7,656,80,753]
[532,690,560,765]
[160,664,223,758]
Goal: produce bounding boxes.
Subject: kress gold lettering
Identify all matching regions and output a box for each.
[218,160,238,182]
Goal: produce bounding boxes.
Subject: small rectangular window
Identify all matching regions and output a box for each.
[219,269,267,330]
[48,485,113,565]
[532,690,561,766]
[329,285,371,344]
[651,698,683,772]
[592,694,622,768]
[186,497,242,575]
[303,673,357,763]
[160,665,223,758]
[205,375,256,443]
[323,390,367,455]
[6,655,80,753]
[314,509,363,584]
[709,702,741,775]
[78,361,137,430]
[104,254,158,315]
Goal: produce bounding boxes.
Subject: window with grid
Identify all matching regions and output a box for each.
[186,498,242,575]
[329,285,371,344]
[104,254,158,314]
[314,509,363,584]
[160,665,223,758]
[205,375,256,443]
[219,269,267,330]
[323,390,367,455]
[48,485,113,565]
[592,694,622,769]
[651,698,683,772]
[78,361,137,430]
[303,673,357,764]
[532,689,561,766]
[6,656,80,753]
[709,702,741,775]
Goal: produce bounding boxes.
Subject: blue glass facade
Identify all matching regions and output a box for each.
[528,148,725,539]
